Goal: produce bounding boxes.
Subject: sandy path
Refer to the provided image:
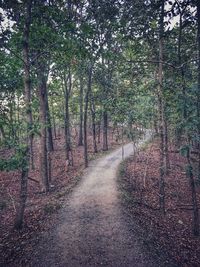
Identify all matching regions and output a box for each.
[30,133,174,267]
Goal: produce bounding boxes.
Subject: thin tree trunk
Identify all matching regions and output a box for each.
[121,125,124,159]
[14,151,28,229]
[46,90,54,152]
[9,95,15,140]
[84,64,92,168]
[186,145,199,236]
[103,111,108,151]
[153,117,158,135]
[63,70,71,163]
[102,56,109,151]
[48,151,52,185]
[17,95,20,135]
[178,8,187,120]
[14,0,32,229]
[90,93,97,153]
[164,112,170,171]
[64,92,70,160]
[97,119,101,144]
[37,63,49,193]
[158,0,165,214]
[51,97,57,139]
[78,70,84,146]
[0,125,6,140]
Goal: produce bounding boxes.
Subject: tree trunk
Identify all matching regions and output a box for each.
[0,125,6,140]
[153,117,158,135]
[78,70,84,146]
[9,95,15,140]
[186,146,199,236]
[158,0,165,214]
[97,119,101,144]
[37,63,49,193]
[46,89,54,152]
[14,0,32,230]
[164,111,170,171]
[14,153,29,229]
[178,8,187,120]
[84,64,92,168]
[51,97,57,139]
[64,90,70,161]
[63,70,71,163]
[90,93,97,153]
[103,110,108,151]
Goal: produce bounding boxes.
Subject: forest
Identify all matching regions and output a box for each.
[0,0,200,266]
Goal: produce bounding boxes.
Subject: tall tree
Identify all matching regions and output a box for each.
[14,0,33,229]
[36,59,49,192]
[83,62,93,167]
[157,0,166,213]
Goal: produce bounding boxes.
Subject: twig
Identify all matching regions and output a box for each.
[28,177,39,183]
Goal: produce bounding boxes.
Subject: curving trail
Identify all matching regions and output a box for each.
[30,133,175,267]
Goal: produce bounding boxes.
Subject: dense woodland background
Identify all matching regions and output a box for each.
[0,0,200,264]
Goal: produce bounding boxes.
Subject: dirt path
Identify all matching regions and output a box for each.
[30,134,175,267]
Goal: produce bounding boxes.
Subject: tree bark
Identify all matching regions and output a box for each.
[186,146,199,236]
[90,92,97,153]
[164,110,170,171]
[14,152,29,229]
[9,95,15,140]
[51,97,57,139]
[157,0,165,214]
[178,13,187,120]
[46,89,54,152]
[0,125,6,140]
[37,62,49,193]
[103,110,108,151]
[97,119,101,144]
[84,64,92,168]
[63,69,72,163]
[14,0,32,229]
[78,70,84,146]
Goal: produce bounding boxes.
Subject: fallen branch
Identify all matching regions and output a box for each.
[28,177,39,183]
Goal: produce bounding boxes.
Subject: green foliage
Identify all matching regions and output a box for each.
[0,0,199,180]
[0,144,28,171]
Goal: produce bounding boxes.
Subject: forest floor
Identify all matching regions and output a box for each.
[1,131,177,267]
[0,128,121,266]
[118,139,200,267]
[1,132,199,266]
